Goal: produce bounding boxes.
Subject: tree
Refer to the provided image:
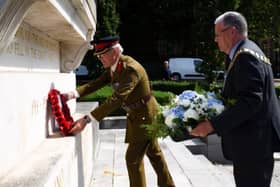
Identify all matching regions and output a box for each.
[81,0,121,81]
[95,0,120,37]
[118,0,244,81]
[83,0,280,81]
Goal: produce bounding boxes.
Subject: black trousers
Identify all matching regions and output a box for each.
[233,157,274,187]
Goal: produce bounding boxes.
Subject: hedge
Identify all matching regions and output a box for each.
[78,81,280,116]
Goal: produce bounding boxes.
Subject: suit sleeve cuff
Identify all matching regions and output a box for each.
[209,119,221,136]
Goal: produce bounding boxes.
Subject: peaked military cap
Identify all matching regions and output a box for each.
[90,36,120,55]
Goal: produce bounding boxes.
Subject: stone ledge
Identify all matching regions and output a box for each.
[0,136,77,187]
[0,117,99,187]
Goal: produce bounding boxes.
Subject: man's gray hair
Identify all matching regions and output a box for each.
[112,43,124,53]
[215,11,248,37]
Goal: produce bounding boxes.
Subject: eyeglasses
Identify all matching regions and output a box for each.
[215,26,232,37]
[96,53,105,59]
[221,26,232,33]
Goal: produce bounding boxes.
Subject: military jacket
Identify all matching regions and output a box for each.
[77,55,158,143]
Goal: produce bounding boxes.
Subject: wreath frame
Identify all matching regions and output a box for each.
[48,89,73,135]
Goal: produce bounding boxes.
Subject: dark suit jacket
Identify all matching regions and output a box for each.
[77,55,158,143]
[210,39,280,163]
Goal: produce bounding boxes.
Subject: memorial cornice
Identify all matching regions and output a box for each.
[0,0,97,72]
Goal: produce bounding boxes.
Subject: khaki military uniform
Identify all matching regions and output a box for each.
[77,55,174,187]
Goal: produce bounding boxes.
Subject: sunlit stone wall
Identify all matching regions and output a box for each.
[0,24,76,174]
[0,23,60,72]
[0,1,97,186]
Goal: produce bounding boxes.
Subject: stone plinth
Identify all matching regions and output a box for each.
[0,111,99,187]
[0,72,76,177]
[0,0,97,185]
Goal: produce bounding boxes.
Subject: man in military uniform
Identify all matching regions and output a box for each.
[191,11,280,187]
[65,36,175,187]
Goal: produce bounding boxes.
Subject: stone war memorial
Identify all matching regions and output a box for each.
[0,0,97,186]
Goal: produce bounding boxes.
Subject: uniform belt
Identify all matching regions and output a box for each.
[123,93,152,111]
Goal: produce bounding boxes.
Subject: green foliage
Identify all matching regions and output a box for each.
[141,84,226,140]
[275,86,280,97]
[224,98,238,108]
[209,81,222,92]
[142,110,170,139]
[79,0,121,81]
[90,0,280,80]
[238,0,280,41]
[151,80,209,95]
[152,90,175,105]
[78,84,175,106]
[78,81,225,104]
[78,86,113,102]
[96,0,120,37]
[77,81,280,117]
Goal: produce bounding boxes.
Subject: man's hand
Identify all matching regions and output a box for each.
[190,120,214,137]
[62,92,75,101]
[69,117,87,135]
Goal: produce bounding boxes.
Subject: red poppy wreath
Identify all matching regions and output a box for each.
[48,89,73,135]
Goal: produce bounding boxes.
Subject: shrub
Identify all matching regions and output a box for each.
[78,86,174,106]
[151,80,211,95]
[275,86,280,97]
[78,81,280,116]
[78,86,113,103]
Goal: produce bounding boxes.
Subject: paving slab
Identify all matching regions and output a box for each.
[90,129,235,187]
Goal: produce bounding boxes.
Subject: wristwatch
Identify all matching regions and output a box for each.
[83,115,92,124]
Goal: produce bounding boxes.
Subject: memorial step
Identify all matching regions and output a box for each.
[163,137,236,187]
[195,155,235,186]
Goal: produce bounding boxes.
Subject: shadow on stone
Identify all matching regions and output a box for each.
[100,116,127,129]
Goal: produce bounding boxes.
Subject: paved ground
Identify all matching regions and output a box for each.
[90,129,280,187]
[216,155,280,187]
[273,160,280,185]
[77,102,280,187]
[90,129,191,187]
[90,129,235,187]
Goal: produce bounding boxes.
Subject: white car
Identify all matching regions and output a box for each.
[168,58,205,80]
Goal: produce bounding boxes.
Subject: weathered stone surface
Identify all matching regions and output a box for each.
[0,0,97,185]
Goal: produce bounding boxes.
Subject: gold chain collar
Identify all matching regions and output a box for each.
[227,48,271,73]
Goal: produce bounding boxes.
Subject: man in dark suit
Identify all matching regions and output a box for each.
[191,11,280,187]
[65,36,175,187]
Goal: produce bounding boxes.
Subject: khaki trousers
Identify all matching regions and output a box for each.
[125,139,175,187]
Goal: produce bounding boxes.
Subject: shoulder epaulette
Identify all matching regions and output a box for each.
[227,48,271,73]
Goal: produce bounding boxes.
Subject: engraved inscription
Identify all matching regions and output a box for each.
[32,97,47,117]
[5,24,59,63]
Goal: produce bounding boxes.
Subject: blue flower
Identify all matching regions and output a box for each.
[207,98,223,107]
[142,89,225,140]
[169,106,184,119]
[178,90,198,101]
[164,90,224,131]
